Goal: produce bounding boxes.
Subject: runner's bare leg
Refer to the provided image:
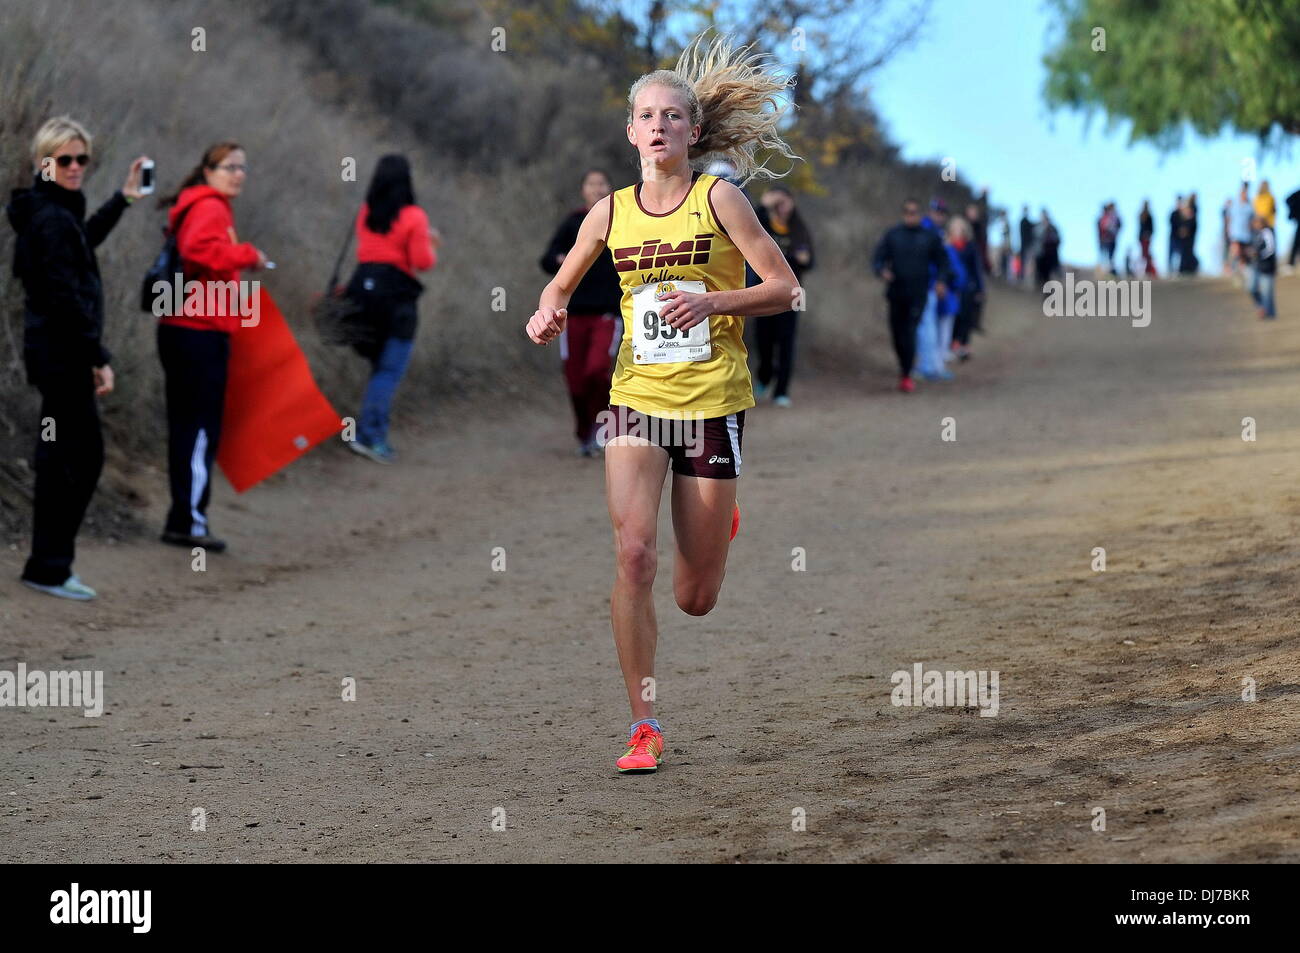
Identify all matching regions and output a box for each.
[605,439,671,719]
[670,473,736,616]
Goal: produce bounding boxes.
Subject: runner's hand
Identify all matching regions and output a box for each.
[527,306,568,345]
[880,267,895,283]
[658,290,710,331]
[92,365,114,397]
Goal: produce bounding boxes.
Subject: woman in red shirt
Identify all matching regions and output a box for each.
[157,141,267,551]
[345,155,439,464]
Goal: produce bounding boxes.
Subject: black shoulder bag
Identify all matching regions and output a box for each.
[311,215,369,347]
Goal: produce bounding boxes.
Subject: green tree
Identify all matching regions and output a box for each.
[1042,0,1300,147]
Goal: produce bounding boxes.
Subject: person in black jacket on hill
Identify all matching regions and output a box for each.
[1168,196,1182,275]
[1018,205,1034,284]
[539,168,623,456]
[872,198,952,393]
[6,116,147,600]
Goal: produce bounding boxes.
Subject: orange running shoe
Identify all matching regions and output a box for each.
[617,723,665,774]
[730,502,740,541]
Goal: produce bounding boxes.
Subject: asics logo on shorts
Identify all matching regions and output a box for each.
[708,454,729,464]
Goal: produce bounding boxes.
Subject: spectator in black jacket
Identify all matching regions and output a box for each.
[1181,192,1200,274]
[1285,186,1300,271]
[6,116,147,600]
[753,185,813,406]
[1034,210,1062,288]
[1138,200,1156,276]
[966,201,990,275]
[1168,196,1182,274]
[1018,206,1034,284]
[872,198,952,393]
[539,169,623,456]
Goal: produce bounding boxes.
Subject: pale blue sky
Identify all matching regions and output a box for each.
[866,0,1298,268]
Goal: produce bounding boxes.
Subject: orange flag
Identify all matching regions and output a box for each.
[217,287,342,492]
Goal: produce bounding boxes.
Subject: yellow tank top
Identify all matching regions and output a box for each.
[605,171,752,418]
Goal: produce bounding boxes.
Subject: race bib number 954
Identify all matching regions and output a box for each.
[631,280,711,364]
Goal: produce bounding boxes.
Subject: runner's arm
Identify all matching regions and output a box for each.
[527,196,611,344]
[702,181,798,318]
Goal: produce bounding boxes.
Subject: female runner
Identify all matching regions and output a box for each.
[526,35,800,773]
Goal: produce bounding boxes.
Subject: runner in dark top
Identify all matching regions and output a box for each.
[539,168,624,456]
[753,185,813,406]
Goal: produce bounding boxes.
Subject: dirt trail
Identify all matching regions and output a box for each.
[3,276,1298,862]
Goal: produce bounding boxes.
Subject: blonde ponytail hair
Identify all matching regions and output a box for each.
[627,33,798,184]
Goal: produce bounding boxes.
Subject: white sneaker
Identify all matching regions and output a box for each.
[23,574,97,601]
[348,440,394,464]
[773,395,792,408]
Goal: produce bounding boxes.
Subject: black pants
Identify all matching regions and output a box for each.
[1035,253,1058,288]
[953,290,980,346]
[22,368,103,585]
[1290,224,1298,267]
[158,324,229,536]
[755,311,798,397]
[887,294,924,376]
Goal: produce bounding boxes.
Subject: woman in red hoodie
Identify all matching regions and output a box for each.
[343,155,438,464]
[157,141,267,551]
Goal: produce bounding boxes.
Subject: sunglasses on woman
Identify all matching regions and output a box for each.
[54,154,91,167]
